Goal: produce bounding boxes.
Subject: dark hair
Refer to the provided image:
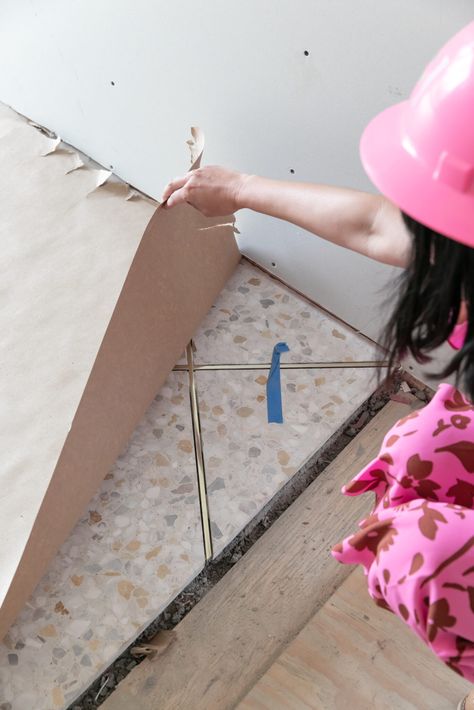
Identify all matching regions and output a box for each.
[382,211,474,401]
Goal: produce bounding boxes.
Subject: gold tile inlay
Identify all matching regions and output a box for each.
[186,342,213,562]
[174,360,388,372]
[179,261,387,562]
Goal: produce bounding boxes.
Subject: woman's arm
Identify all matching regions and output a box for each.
[161,167,411,268]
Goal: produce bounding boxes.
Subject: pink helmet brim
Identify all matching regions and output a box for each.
[360,102,474,248]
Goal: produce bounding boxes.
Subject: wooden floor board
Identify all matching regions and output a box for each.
[239,569,471,710]
[103,400,420,710]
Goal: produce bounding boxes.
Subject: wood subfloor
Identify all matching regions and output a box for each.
[239,567,471,710]
[103,397,469,710]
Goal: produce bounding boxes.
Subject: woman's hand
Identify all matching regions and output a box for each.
[161,166,250,217]
[162,166,410,268]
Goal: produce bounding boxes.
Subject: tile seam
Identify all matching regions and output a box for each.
[186,341,214,562]
[174,360,388,372]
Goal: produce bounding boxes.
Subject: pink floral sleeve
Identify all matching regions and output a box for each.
[333,384,474,680]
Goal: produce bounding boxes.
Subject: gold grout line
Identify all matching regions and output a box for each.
[174,264,386,564]
[186,341,214,563]
[174,360,388,372]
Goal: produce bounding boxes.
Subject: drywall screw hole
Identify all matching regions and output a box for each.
[111,81,115,86]
[304,50,309,56]
[290,169,295,174]
[109,165,114,169]
[271,262,277,268]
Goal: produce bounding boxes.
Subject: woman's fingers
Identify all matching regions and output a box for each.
[161,174,189,203]
[165,184,190,209]
[161,166,245,215]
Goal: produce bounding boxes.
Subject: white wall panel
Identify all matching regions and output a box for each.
[1,0,472,339]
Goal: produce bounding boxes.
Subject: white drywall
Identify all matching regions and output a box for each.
[1,0,473,340]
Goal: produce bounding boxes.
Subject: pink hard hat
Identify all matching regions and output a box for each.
[360,21,474,248]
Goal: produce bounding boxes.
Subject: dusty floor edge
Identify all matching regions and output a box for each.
[68,369,431,710]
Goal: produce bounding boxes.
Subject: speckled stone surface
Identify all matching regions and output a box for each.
[193,261,381,365]
[197,366,377,556]
[0,373,204,710]
[0,260,382,710]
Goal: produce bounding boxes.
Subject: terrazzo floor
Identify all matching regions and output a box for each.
[198,366,378,556]
[193,261,377,365]
[0,260,382,710]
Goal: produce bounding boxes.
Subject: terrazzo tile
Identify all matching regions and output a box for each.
[197,366,378,556]
[0,372,203,710]
[1,261,384,708]
[193,260,382,365]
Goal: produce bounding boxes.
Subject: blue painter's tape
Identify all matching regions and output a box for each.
[266,342,290,423]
